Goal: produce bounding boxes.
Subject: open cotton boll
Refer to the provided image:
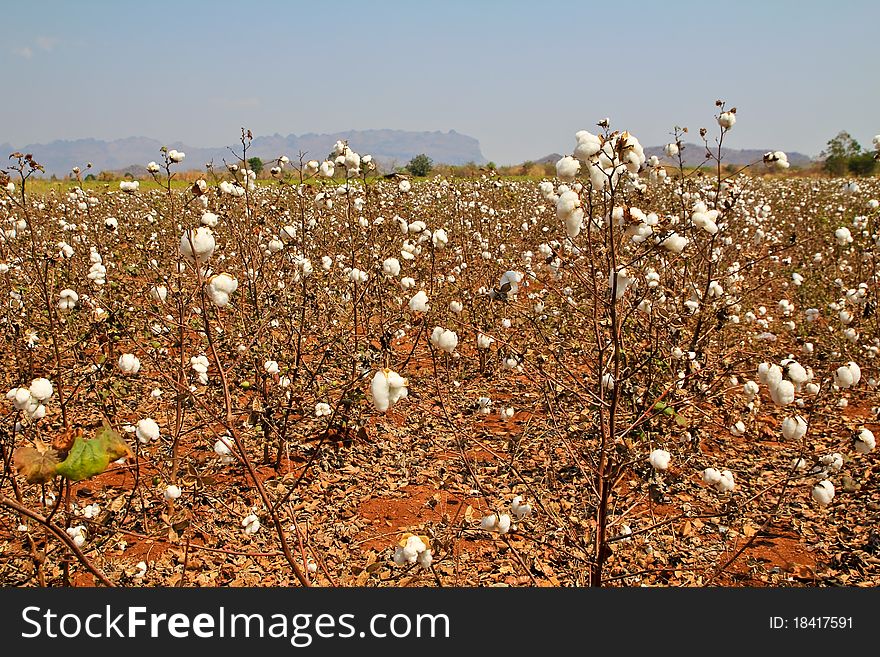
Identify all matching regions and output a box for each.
[763,151,789,170]
[480,514,498,531]
[854,428,876,454]
[717,111,736,129]
[242,514,260,535]
[408,290,429,312]
[449,300,463,313]
[398,179,411,193]
[649,449,671,471]
[28,378,53,401]
[200,212,219,228]
[659,232,688,254]
[556,190,584,238]
[168,149,185,163]
[820,453,844,472]
[702,468,722,485]
[717,470,735,493]
[163,484,182,501]
[781,416,807,441]
[743,380,759,400]
[207,273,238,308]
[609,268,634,300]
[574,130,602,161]
[319,160,335,177]
[510,495,533,520]
[118,353,141,375]
[58,288,79,311]
[431,228,449,248]
[499,270,523,294]
[785,361,809,387]
[811,480,835,507]
[664,143,679,157]
[136,418,160,444]
[382,257,401,277]
[834,227,853,246]
[729,421,746,437]
[833,367,854,389]
[769,379,795,406]
[66,525,87,548]
[477,333,494,349]
[370,369,408,413]
[179,227,215,265]
[430,327,458,354]
[555,156,580,183]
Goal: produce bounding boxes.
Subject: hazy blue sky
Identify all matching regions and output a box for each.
[1,0,878,164]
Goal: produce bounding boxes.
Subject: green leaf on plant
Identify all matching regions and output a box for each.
[54,424,131,481]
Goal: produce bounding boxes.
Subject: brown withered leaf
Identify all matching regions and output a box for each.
[13,446,61,484]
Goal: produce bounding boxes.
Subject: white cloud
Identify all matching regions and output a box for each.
[35,36,58,52]
[13,46,34,59]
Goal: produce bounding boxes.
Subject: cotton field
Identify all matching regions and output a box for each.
[1,115,878,588]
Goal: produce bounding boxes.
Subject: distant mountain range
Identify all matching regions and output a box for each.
[533,143,814,168]
[0,129,487,176]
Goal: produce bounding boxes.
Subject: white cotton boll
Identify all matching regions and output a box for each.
[163,484,182,501]
[702,468,722,485]
[417,549,433,570]
[496,514,512,534]
[168,149,185,163]
[382,257,401,277]
[28,378,53,401]
[769,379,795,406]
[264,360,280,375]
[118,353,141,375]
[449,300,463,314]
[510,495,532,520]
[555,156,580,183]
[432,228,449,248]
[834,227,853,246]
[150,286,168,303]
[649,449,671,471]
[743,380,760,400]
[601,373,615,391]
[179,227,215,265]
[802,343,814,356]
[58,288,79,311]
[200,212,219,228]
[854,428,875,454]
[480,514,498,531]
[319,160,335,178]
[730,421,746,437]
[805,382,820,396]
[839,310,852,325]
[717,111,736,129]
[664,143,679,158]
[242,514,260,535]
[207,273,238,308]
[781,416,807,441]
[821,453,844,472]
[574,130,602,161]
[833,366,854,389]
[136,418,160,444]
[499,270,523,294]
[660,233,688,254]
[499,407,514,421]
[430,327,459,354]
[811,480,835,507]
[609,268,634,301]
[371,369,408,413]
[408,290,429,312]
[315,402,332,417]
[785,362,809,387]
[717,470,735,493]
[66,526,86,548]
[401,276,416,290]
[477,333,494,349]
[398,179,411,193]
[845,362,861,386]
